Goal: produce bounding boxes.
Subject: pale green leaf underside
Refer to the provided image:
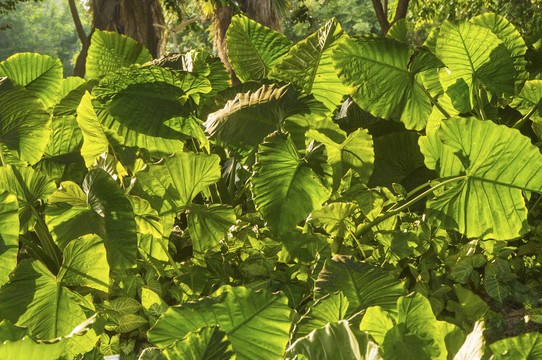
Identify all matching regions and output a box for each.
[226,14,292,82]
[422,117,542,240]
[333,35,431,130]
[269,18,348,111]
[252,132,331,234]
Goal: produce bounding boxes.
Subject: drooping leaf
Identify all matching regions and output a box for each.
[420,117,542,240]
[0,261,92,339]
[333,35,431,130]
[162,326,235,360]
[0,85,51,165]
[453,321,485,360]
[436,21,515,112]
[294,292,350,340]
[57,235,110,292]
[314,255,405,315]
[286,320,382,360]
[0,191,18,287]
[226,14,292,82]
[136,151,221,215]
[45,169,138,269]
[307,128,374,190]
[0,166,56,231]
[0,53,63,107]
[471,13,528,92]
[490,332,542,360]
[86,29,152,80]
[204,83,323,151]
[149,286,291,360]
[187,204,236,254]
[92,65,211,154]
[251,132,331,234]
[269,18,348,111]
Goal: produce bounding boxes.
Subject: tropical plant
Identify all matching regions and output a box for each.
[0,11,541,359]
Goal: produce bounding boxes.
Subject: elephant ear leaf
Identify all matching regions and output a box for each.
[226,14,292,82]
[269,18,349,111]
[0,83,51,165]
[436,21,515,113]
[86,29,152,79]
[252,132,331,235]
[0,53,63,108]
[333,35,431,130]
[0,191,18,287]
[420,117,542,240]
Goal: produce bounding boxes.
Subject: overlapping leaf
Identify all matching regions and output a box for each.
[420,117,542,239]
[252,132,331,234]
[0,192,18,287]
[269,18,348,111]
[226,15,292,82]
[333,35,431,130]
[86,29,152,79]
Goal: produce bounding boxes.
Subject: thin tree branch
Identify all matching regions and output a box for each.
[68,0,88,45]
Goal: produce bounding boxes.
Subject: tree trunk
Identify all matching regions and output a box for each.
[213,0,282,83]
[71,0,165,77]
[371,0,410,35]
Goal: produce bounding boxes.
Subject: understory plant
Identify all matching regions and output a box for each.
[0,11,541,360]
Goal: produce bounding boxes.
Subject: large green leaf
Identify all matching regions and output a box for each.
[359,306,395,345]
[286,320,382,360]
[75,92,111,167]
[187,204,236,254]
[0,166,56,231]
[314,255,405,315]
[226,14,292,82]
[471,13,528,93]
[149,286,291,360]
[45,170,138,269]
[162,326,235,360]
[307,128,374,190]
[381,293,448,360]
[57,234,109,292]
[92,65,211,154]
[0,84,51,165]
[308,203,357,238]
[204,83,323,151]
[293,292,350,339]
[86,29,152,79]
[252,132,331,234]
[0,53,63,107]
[136,151,221,215]
[436,21,515,112]
[0,191,18,287]
[490,332,542,360]
[333,35,431,130]
[0,260,92,339]
[419,117,542,240]
[269,18,348,111]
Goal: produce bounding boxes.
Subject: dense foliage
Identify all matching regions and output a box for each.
[0,12,541,359]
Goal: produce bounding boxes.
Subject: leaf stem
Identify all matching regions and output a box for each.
[476,86,487,121]
[417,81,451,119]
[513,98,542,130]
[0,146,5,167]
[30,206,62,274]
[355,176,466,237]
